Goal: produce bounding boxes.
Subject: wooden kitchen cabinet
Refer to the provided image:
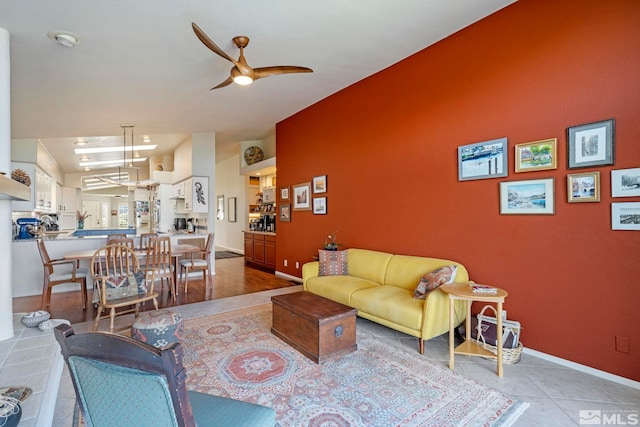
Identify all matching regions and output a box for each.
[244,231,276,270]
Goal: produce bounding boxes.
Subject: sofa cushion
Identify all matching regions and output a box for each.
[347,249,393,284]
[413,265,457,299]
[305,275,379,306]
[318,250,349,276]
[350,286,424,331]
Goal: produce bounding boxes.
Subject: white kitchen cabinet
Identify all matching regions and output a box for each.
[11,162,55,213]
[173,180,185,199]
[61,187,77,213]
[186,176,208,213]
[183,178,192,211]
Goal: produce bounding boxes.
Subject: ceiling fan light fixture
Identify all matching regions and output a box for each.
[233,75,253,86]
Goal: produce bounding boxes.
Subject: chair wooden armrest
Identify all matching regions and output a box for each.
[47,259,80,278]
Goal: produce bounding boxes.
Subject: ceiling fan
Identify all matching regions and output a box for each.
[192,23,313,90]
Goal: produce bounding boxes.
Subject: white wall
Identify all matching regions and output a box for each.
[214,154,246,252]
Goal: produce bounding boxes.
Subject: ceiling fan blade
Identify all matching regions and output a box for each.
[211,76,234,90]
[192,23,234,62]
[192,23,252,75]
[253,66,314,80]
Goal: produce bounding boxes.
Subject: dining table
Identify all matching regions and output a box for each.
[63,244,202,298]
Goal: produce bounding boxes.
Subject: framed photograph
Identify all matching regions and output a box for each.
[313,175,327,193]
[567,172,600,203]
[279,203,291,222]
[313,197,327,214]
[280,186,290,200]
[611,202,640,230]
[500,178,555,214]
[458,137,508,181]
[515,138,557,173]
[292,182,311,211]
[227,197,237,222]
[611,167,640,198]
[567,118,615,169]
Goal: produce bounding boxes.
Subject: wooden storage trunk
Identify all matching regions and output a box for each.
[271,291,357,364]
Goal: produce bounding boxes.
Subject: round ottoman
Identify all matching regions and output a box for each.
[131,310,184,348]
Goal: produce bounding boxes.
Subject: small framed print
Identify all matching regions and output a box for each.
[313,175,327,193]
[500,178,555,214]
[515,138,557,173]
[279,203,291,222]
[567,119,615,169]
[292,182,311,211]
[313,197,327,214]
[611,202,640,230]
[458,137,508,181]
[280,186,290,200]
[567,172,600,203]
[611,167,640,198]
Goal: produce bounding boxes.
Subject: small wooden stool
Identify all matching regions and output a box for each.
[131,310,184,348]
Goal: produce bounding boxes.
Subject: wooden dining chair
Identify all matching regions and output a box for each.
[106,236,134,249]
[138,232,159,251]
[179,232,214,293]
[106,234,127,243]
[145,236,177,302]
[91,245,159,332]
[37,239,88,311]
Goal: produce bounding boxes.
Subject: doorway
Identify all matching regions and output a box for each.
[82,200,110,229]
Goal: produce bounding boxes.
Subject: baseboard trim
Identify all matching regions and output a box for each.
[522,347,639,390]
[275,271,302,283]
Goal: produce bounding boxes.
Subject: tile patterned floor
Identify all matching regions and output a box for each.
[4,286,637,426]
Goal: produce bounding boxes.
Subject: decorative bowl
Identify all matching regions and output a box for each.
[20,311,50,328]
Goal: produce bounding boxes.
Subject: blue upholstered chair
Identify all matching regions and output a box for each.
[54,324,276,427]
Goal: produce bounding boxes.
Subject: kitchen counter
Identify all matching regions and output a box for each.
[243,230,276,236]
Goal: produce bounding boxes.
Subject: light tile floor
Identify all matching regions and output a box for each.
[6,286,637,426]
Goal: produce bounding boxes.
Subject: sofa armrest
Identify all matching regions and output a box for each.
[302,261,320,290]
[420,283,469,340]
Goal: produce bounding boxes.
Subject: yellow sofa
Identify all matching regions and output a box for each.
[302,248,469,354]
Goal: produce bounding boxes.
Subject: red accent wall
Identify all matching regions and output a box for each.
[275,0,640,381]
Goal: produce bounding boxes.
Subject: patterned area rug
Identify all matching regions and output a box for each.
[182,305,528,426]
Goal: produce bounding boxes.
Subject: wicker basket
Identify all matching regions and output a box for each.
[20,311,50,328]
[472,305,523,364]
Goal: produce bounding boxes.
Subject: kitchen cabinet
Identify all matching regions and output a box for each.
[56,186,76,213]
[244,231,275,270]
[183,178,192,211]
[62,187,77,213]
[11,162,56,213]
[182,176,208,213]
[173,180,185,199]
[262,187,275,203]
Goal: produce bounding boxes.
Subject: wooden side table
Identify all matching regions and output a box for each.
[440,282,508,377]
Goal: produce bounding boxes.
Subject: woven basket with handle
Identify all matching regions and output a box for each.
[471,305,523,364]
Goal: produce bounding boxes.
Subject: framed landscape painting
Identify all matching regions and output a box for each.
[458,138,508,181]
[313,197,327,214]
[567,119,615,169]
[611,167,640,198]
[500,178,555,214]
[313,175,327,194]
[611,202,640,230]
[515,138,557,173]
[567,172,600,203]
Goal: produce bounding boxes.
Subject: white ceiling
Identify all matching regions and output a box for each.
[0,0,515,174]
